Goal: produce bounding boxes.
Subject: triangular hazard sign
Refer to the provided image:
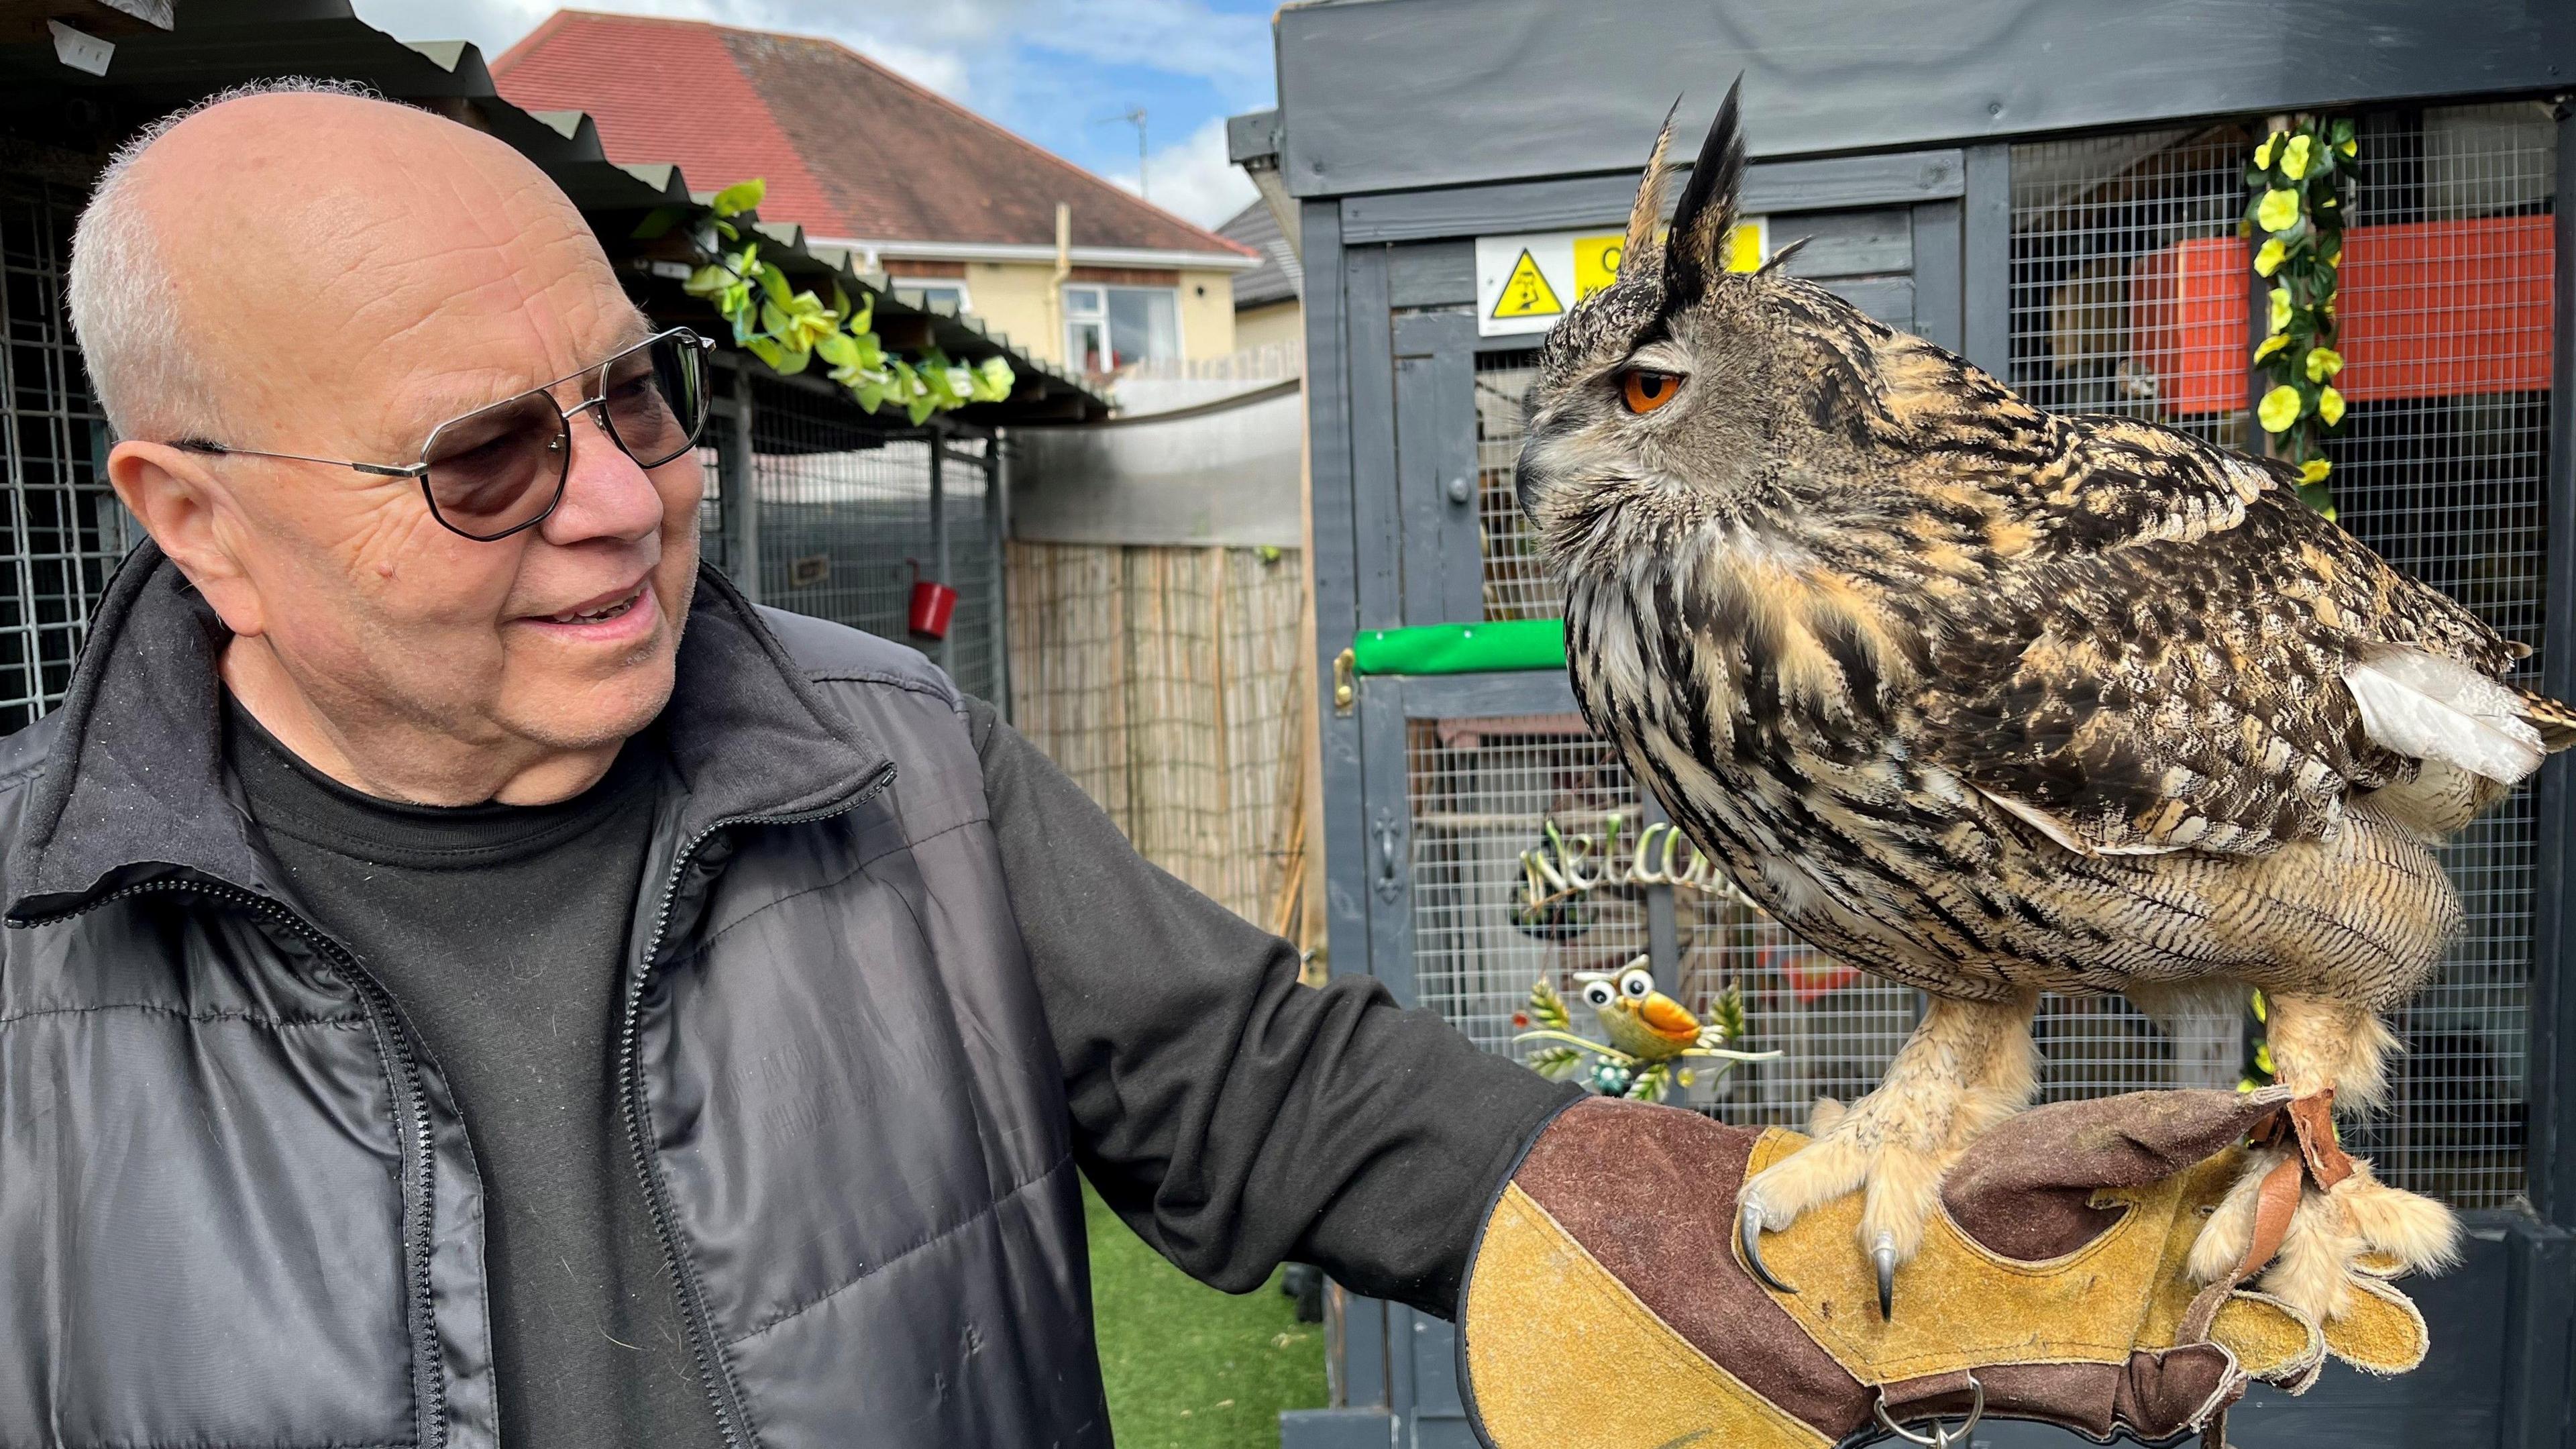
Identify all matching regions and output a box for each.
[1491,249,1563,320]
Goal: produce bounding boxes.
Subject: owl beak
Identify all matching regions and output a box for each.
[1639,991,1703,1040]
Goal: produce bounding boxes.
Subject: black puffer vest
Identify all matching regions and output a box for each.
[0,547,1107,1447]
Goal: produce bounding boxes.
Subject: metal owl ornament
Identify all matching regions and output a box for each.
[1516,79,2576,1331]
[1515,958,1774,1103]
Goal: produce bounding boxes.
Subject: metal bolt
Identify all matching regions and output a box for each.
[1446,475,1472,504]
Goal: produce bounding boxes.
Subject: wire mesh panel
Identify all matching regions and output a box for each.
[695,416,731,582]
[942,434,1001,704]
[1473,350,1554,621]
[0,183,121,735]
[1406,719,1918,1126]
[2007,105,2557,1205]
[2320,103,2555,1207]
[747,380,1004,702]
[2011,125,2257,444]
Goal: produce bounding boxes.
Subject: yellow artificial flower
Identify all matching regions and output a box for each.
[2339,138,2357,156]
[2326,244,2343,268]
[2281,133,2314,180]
[2256,187,2300,233]
[2254,333,2291,362]
[2304,346,2344,382]
[2300,458,2332,485]
[2254,133,2279,170]
[2259,384,2302,435]
[2255,237,2286,276]
[2268,286,2292,334]
[2318,386,2346,426]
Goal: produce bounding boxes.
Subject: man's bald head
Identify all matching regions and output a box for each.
[69,80,608,444]
[83,80,704,807]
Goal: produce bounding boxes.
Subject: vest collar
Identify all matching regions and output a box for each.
[5,543,892,924]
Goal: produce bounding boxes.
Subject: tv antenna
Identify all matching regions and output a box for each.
[1095,105,1148,200]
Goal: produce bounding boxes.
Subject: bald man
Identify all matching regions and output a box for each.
[0,81,1575,1446]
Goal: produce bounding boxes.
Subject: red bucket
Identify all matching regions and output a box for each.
[908,578,958,641]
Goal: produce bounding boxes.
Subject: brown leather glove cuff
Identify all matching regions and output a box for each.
[1459,1097,2247,1448]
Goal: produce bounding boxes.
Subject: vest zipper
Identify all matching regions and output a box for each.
[619,761,898,1449]
[13,877,449,1447]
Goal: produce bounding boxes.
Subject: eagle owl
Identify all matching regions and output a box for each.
[1516,85,2576,1326]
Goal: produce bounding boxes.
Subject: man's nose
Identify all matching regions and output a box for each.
[537,405,667,546]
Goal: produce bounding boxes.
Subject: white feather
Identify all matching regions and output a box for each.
[1974,786,2186,856]
[2345,648,2542,785]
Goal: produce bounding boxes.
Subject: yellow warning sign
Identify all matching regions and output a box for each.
[1474,216,1766,336]
[1572,233,1625,300]
[1725,218,1768,274]
[1491,248,1564,320]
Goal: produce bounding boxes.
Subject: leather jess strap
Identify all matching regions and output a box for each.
[2179,1093,2347,1346]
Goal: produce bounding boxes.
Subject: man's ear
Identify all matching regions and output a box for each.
[107,440,267,638]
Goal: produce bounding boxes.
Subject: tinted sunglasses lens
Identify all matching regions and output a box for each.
[601,332,708,469]
[422,393,568,539]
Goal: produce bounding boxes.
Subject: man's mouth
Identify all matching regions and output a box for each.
[541,580,649,626]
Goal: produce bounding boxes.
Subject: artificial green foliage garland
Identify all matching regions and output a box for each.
[2245,117,2359,518]
[2239,117,2357,1091]
[637,178,1012,426]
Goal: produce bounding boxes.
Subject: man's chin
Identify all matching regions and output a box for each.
[510,650,678,755]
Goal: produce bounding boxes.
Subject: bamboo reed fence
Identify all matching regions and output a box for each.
[1006,541,1313,944]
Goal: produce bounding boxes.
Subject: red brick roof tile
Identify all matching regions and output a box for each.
[492,10,1252,260]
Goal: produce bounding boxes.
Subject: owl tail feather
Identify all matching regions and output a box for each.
[2346,647,2545,784]
[2513,687,2576,753]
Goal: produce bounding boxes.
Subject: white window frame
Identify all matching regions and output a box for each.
[1063,282,1183,371]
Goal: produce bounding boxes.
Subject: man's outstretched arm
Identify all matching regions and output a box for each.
[966,695,1577,1316]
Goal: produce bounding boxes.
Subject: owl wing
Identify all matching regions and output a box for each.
[1917,419,2524,857]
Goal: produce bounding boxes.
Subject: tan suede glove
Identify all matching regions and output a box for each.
[1459,1089,2426,1448]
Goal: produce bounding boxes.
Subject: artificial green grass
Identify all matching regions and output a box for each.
[1086,1182,1328,1448]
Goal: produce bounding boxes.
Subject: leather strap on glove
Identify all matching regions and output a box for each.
[1459,1088,2427,1448]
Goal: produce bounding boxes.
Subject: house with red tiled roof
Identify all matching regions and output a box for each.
[492,10,1260,375]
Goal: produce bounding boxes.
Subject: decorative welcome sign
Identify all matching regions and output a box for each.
[1511,813,1746,938]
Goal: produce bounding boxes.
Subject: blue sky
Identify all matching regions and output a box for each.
[349,0,1277,228]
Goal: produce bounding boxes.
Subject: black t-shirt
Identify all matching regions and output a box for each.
[225,700,722,1448]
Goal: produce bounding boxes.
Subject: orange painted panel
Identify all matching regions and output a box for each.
[2125,216,2556,416]
[2129,235,2249,415]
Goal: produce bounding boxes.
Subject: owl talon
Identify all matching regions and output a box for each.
[1741,1201,1797,1295]
[1872,1231,1898,1320]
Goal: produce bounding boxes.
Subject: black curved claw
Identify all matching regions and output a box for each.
[1872,1232,1898,1320]
[1740,1202,1796,1295]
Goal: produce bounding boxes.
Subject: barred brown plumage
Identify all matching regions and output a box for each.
[1517,83,2565,1329]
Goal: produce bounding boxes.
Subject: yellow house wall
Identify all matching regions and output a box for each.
[1232,299,1303,354]
[957,262,1064,366]
[896,261,1242,368]
[1175,270,1236,360]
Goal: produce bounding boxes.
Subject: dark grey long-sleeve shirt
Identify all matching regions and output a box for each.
[228,689,1574,1447]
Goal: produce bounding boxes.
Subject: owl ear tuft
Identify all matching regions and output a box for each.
[1621,97,1683,284]
[1662,75,1747,313]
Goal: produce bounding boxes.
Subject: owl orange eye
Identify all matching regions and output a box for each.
[1620,368,1683,414]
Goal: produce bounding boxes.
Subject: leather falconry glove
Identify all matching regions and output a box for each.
[1459,1087,2429,1448]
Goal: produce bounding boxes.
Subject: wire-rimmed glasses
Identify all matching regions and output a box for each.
[176,327,715,541]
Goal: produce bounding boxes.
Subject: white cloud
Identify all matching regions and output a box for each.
[1110,115,1256,229]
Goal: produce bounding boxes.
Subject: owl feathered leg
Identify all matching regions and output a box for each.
[1739,988,2039,1316]
[2186,994,2460,1328]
